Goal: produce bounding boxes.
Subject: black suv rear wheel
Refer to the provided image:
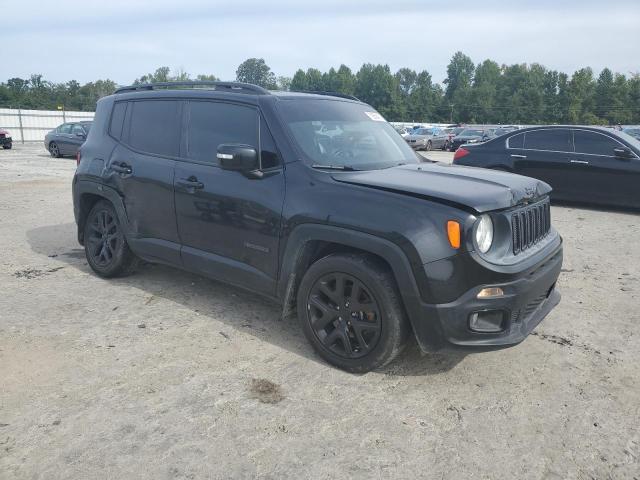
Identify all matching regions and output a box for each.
[297,253,409,372]
[84,200,139,278]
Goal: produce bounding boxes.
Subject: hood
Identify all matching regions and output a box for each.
[331,162,551,213]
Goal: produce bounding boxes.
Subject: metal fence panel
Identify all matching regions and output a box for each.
[0,108,95,143]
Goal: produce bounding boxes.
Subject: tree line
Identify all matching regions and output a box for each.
[2,52,639,125]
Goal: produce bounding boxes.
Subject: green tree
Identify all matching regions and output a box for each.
[235,58,277,89]
[355,64,403,120]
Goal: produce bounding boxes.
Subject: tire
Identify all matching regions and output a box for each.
[84,200,139,278]
[442,141,449,151]
[426,140,432,151]
[49,142,62,158]
[296,253,409,373]
[2,143,10,150]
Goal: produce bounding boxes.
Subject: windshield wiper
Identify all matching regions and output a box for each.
[311,164,359,171]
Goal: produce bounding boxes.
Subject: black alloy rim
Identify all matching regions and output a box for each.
[307,272,382,359]
[50,144,58,156]
[87,209,119,267]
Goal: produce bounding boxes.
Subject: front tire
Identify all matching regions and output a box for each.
[296,253,409,373]
[425,140,432,151]
[49,142,62,158]
[84,200,139,278]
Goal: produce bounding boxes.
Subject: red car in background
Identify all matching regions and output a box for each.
[0,129,12,149]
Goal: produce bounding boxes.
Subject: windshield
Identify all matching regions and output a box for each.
[277,99,420,170]
[460,129,485,136]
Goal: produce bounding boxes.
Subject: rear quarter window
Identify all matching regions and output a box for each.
[109,102,127,140]
[507,132,524,149]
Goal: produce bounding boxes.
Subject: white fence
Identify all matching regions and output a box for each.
[0,108,95,143]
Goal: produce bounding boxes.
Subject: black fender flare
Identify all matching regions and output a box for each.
[277,223,444,351]
[73,179,132,244]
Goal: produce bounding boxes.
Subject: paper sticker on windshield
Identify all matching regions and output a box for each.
[364,111,385,122]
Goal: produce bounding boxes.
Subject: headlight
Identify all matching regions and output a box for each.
[475,215,493,253]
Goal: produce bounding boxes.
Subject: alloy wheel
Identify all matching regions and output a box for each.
[307,272,382,359]
[86,209,119,267]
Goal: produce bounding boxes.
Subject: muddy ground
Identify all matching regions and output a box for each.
[0,144,639,479]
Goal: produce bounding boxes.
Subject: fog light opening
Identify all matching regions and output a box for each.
[477,287,505,299]
[469,310,506,333]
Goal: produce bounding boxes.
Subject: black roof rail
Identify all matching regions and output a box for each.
[292,90,361,101]
[113,81,270,95]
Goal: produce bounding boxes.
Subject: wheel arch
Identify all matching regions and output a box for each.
[74,180,130,245]
[277,224,434,344]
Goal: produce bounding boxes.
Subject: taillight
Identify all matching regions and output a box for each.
[453,147,470,162]
[76,151,81,166]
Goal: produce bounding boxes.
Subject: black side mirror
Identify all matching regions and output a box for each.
[217,144,259,173]
[613,147,634,160]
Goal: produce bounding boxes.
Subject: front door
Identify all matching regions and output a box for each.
[571,129,640,208]
[174,100,285,296]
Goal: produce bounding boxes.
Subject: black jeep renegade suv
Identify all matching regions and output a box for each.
[72,81,562,372]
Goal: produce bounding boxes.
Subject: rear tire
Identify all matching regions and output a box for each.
[2,143,10,150]
[296,253,409,373]
[49,142,62,158]
[84,200,139,278]
[426,140,432,151]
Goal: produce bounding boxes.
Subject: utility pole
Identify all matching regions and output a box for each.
[449,104,454,124]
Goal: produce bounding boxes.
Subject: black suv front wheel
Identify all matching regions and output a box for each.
[297,253,409,372]
[84,200,139,278]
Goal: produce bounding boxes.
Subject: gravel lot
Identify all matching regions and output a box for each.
[1,144,639,479]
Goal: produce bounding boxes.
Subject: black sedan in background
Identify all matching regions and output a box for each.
[449,128,495,151]
[452,125,640,208]
[44,121,92,158]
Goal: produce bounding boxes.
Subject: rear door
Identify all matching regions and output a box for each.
[513,128,573,198]
[571,129,640,208]
[174,100,285,296]
[70,124,87,154]
[57,123,73,154]
[105,99,182,264]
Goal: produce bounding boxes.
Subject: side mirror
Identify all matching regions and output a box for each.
[217,144,259,172]
[613,147,634,160]
[75,132,86,138]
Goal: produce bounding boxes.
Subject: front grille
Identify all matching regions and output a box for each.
[511,199,551,255]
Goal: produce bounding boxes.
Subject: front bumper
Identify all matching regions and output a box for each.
[413,243,562,352]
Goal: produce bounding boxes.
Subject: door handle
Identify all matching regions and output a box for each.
[177,177,204,190]
[510,154,527,159]
[570,159,589,165]
[109,162,132,174]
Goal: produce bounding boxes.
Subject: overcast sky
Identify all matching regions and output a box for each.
[5,0,640,86]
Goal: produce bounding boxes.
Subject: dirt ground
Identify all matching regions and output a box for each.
[1,144,639,479]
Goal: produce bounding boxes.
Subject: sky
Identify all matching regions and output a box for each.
[4,0,640,86]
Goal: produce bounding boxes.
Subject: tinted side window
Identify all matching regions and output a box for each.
[187,101,257,163]
[128,100,181,157]
[59,124,72,134]
[260,117,280,169]
[71,124,85,135]
[524,129,571,152]
[109,102,127,140]
[574,130,620,156]
[508,133,524,148]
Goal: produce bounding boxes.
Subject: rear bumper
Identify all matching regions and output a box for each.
[412,243,562,352]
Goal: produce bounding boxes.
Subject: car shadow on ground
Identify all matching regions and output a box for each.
[26,222,466,377]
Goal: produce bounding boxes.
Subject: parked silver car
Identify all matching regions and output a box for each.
[405,127,446,151]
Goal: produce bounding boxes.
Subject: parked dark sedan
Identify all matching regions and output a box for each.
[44,121,92,158]
[452,125,640,208]
[449,128,494,151]
[0,128,12,149]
